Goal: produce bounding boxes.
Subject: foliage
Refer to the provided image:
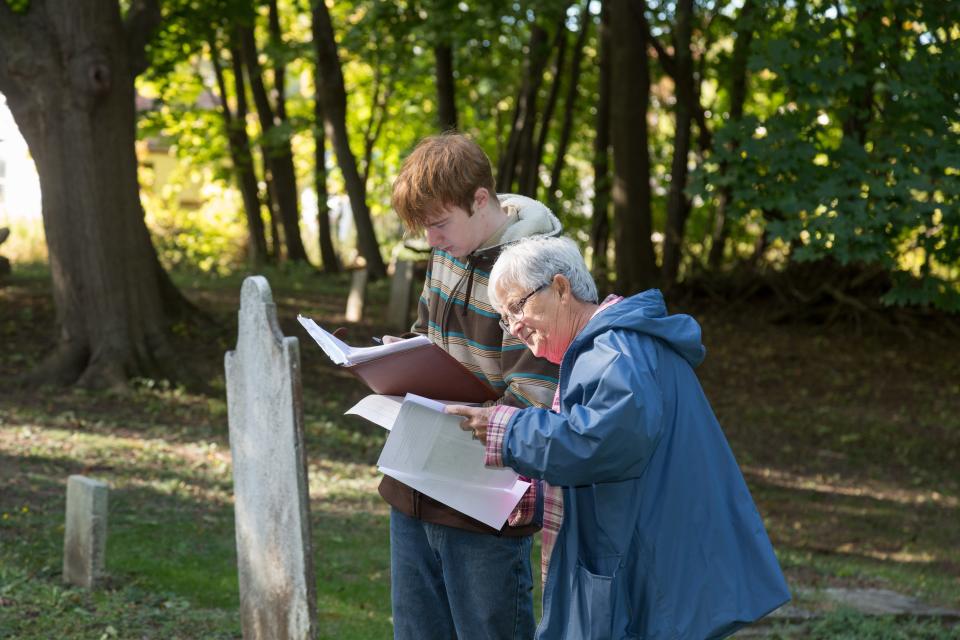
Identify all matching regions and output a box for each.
[141,162,249,275]
[696,0,960,310]
[2,0,29,14]
[7,0,957,311]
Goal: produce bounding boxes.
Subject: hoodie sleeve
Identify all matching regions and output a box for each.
[501,329,665,486]
[497,333,559,409]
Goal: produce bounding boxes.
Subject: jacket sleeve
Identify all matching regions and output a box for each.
[501,330,665,486]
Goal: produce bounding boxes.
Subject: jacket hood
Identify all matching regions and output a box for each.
[579,289,706,367]
[476,193,562,255]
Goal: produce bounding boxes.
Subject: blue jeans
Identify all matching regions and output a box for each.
[390,508,535,640]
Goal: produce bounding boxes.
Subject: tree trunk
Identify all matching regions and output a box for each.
[525,16,569,197]
[211,38,268,266]
[610,0,657,293]
[497,22,551,194]
[239,24,309,263]
[311,0,386,278]
[0,0,187,388]
[435,42,458,131]
[708,0,755,269]
[265,177,282,259]
[591,0,612,297]
[268,0,287,122]
[841,6,875,147]
[661,0,695,288]
[360,64,393,187]
[548,1,591,211]
[312,19,340,273]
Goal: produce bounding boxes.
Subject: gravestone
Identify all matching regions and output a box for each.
[386,260,415,331]
[345,268,367,322]
[225,276,317,640]
[62,475,108,588]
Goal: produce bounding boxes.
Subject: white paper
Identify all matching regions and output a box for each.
[297,315,431,365]
[376,398,529,529]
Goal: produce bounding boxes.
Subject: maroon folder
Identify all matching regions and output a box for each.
[344,341,499,403]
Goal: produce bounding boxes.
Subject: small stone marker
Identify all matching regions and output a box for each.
[62,475,108,588]
[225,276,317,640]
[386,260,415,331]
[345,268,367,322]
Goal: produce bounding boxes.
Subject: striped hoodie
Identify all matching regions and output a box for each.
[378,194,562,536]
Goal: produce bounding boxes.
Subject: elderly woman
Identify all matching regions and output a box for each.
[447,236,790,640]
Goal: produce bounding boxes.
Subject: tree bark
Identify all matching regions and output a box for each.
[591,0,612,297]
[435,42,458,131]
[548,2,591,210]
[211,38,268,266]
[0,0,187,388]
[610,0,658,293]
[661,0,695,288]
[238,24,308,263]
[311,0,386,278]
[708,0,754,269]
[311,15,340,273]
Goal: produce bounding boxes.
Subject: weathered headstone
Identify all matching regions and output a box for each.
[345,268,367,322]
[386,260,415,331]
[225,276,317,640]
[62,475,108,588]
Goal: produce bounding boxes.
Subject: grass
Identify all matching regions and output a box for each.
[1,264,959,638]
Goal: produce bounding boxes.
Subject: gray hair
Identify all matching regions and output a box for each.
[489,236,599,309]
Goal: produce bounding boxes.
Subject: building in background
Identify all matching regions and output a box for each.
[0,93,42,227]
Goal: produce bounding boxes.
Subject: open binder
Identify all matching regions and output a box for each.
[297,315,499,403]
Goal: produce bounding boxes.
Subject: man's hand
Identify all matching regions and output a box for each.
[445,405,495,446]
[381,335,403,344]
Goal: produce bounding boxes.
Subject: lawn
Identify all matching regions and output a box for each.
[1,265,958,638]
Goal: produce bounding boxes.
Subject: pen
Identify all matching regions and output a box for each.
[371,337,383,345]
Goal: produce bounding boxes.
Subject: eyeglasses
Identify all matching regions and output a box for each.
[498,282,551,333]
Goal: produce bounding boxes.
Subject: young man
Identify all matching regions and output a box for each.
[382,133,561,640]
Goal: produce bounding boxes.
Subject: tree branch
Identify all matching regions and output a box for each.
[631,0,676,78]
[124,0,162,77]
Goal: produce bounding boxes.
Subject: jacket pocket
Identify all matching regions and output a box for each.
[570,563,615,640]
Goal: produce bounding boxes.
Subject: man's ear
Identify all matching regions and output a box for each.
[473,187,489,212]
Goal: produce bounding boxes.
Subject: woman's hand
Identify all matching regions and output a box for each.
[445,405,495,446]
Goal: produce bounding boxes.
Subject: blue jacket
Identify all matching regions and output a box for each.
[501,290,790,639]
